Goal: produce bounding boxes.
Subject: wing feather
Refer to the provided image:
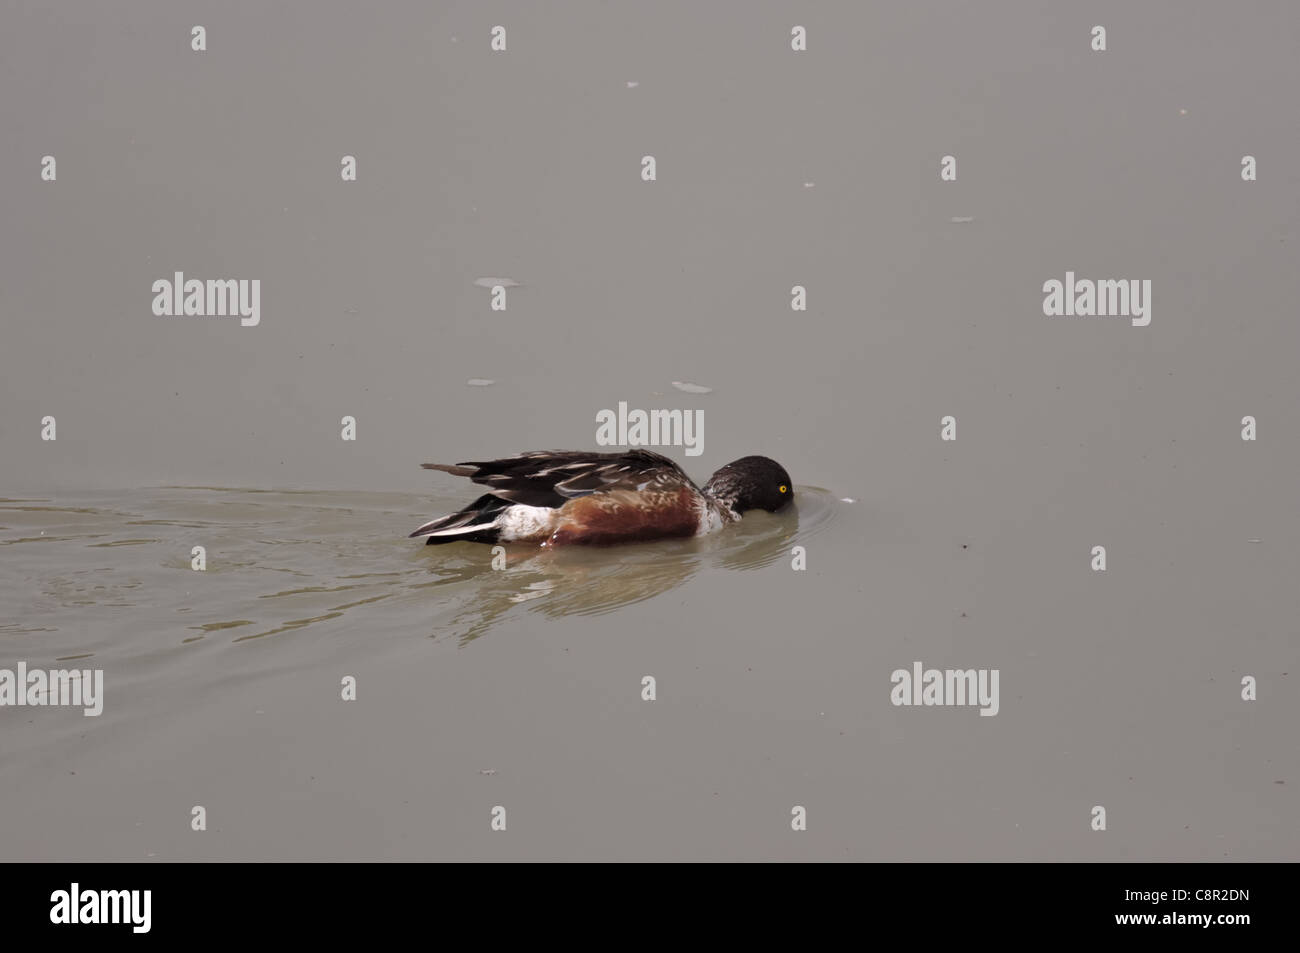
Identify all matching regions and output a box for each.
[421,449,694,508]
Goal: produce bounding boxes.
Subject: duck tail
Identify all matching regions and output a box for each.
[421,462,479,477]
[409,494,510,545]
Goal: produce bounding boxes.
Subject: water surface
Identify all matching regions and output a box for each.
[1,485,839,653]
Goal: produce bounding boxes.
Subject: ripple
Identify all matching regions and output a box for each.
[189,620,255,632]
[4,485,846,656]
[126,519,218,528]
[259,584,363,599]
[2,535,108,546]
[232,612,345,643]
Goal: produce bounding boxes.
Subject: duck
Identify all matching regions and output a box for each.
[410,449,793,547]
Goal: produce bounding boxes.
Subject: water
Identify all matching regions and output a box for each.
[1,486,839,650]
[5,483,1294,861]
[1,486,868,861]
[3,0,1297,861]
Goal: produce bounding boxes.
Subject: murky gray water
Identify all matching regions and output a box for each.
[3,483,1295,861]
[0,486,837,651]
[2,1,1298,861]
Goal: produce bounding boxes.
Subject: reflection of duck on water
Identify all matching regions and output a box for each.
[409,449,794,547]
[416,508,804,644]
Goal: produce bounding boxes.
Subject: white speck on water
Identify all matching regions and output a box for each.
[474,277,519,288]
[803,182,815,188]
[1247,538,1262,543]
[626,81,639,88]
[840,498,856,504]
[671,381,713,394]
[950,216,975,224]
[466,379,495,387]
[1179,108,1188,115]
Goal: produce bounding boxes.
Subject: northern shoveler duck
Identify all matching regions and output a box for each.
[410,449,793,547]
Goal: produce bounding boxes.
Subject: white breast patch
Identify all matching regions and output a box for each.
[498,504,558,542]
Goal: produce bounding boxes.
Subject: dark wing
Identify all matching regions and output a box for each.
[422,449,695,508]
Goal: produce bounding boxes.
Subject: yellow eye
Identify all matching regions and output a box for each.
[779,485,788,493]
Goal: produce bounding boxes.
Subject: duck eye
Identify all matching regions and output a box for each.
[779,485,788,493]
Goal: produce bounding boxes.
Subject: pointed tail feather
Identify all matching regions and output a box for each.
[421,462,478,477]
[423,527,501,545]
[410,493,510,545]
